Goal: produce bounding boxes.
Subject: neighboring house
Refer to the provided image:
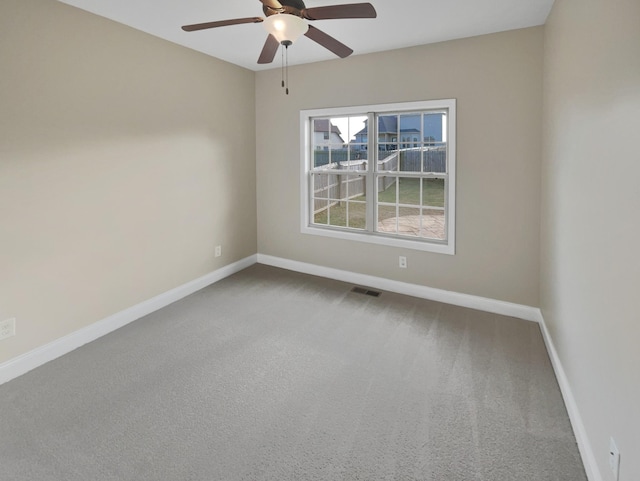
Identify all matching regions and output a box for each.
[352,114,444,151]
[313,119,345,150]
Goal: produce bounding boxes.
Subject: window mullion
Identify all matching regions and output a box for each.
[366,112,376,233]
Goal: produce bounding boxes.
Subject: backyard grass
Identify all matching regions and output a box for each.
[377,178,445,206]
[314,178,444,229]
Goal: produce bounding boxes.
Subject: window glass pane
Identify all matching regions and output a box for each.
[422,178,445,208]
[329,148,349,170]
[313,196,329,225]
[313,174,329,199]
[377,149,399,172]
[398,177,420,206]
[377,175,397,204]
[319,173,339,198]
[343,115,367,141]
[312,174,329,225]
[399,149,421,172]
[348,148,367,167]
[329,203,347,227]
[314,209,328,225]
[313,149,331,168]
[422,208,446,240]
[377,114,398,155]
[399,114,420,149]
[344,174,367,200]
[423,143,447,173]
[423,112,444,144]
[312,117,347,168]
[377,204,397,234]
[352,144,367,156]
[397,207,421,237]
[342,147,366,172]
[347,201,367,230]
[312,149,347,169]
[333,173,349,201]
[378,114,398,142]
[377,174,397,234]
[314,118,346,146]
[329,117,346,145]
[313,119,330,144]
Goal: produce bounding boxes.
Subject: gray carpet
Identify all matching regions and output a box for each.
[0,264,586,480]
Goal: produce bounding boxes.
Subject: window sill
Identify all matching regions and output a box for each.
[301,224,455,255]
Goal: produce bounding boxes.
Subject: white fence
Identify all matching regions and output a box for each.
[313,154,399,213]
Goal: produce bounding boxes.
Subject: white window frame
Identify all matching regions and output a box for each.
[300,99,456,255]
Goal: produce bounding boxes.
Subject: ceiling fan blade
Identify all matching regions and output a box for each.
[182,17,263,32]
[302,2,377,20]
[259,0,284,11]
[304,25,353,58]
[258,34,281,64]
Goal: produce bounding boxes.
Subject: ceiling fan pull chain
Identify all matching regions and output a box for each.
[281,46,285,89]
[285,44,290,95]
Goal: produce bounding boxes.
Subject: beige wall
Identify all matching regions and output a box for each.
[541,0,640,479]
[256,27,543,307]
[0,0,257,364]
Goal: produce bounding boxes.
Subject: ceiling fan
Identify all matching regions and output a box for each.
[181,0,377,65]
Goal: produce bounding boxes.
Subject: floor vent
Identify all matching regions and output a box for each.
[351,286,381,297]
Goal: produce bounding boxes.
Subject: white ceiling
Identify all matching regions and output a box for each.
[57,0,555,71]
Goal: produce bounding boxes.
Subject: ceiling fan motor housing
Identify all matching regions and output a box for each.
[263,0,307,17]
[281,0,307,8]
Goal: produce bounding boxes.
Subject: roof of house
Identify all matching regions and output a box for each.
[355,115,441,137]
[314,119,343,136]
[354,117,415,136]
[314,119,345,143]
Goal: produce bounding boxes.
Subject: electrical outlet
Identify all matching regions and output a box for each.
[215,245,222,258]
[0,318,16,341]
[399,256,407,268]
[609,437,620,480]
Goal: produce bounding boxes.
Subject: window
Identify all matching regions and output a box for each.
[300,99,456,254]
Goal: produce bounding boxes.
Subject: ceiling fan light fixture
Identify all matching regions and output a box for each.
[263,14,309,44]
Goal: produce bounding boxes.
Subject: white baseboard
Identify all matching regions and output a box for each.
[537,311,603,481]
[0,255,257,386]
[256,254,540,322]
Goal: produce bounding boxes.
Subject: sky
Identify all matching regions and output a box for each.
[330,116,367,142]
